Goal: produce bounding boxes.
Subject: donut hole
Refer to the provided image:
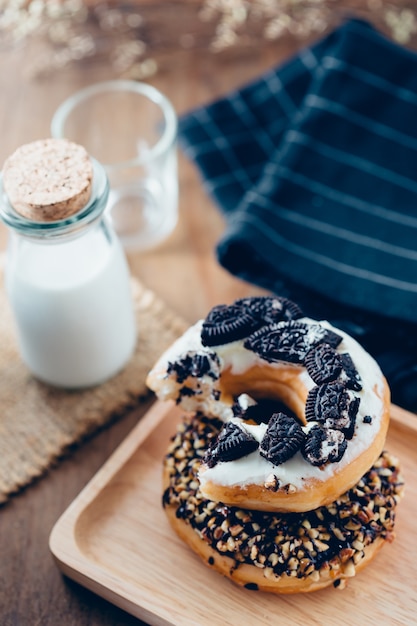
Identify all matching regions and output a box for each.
[219,363,308,425]
[233,397,298,425]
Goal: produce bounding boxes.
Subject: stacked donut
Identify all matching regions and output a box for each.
[147,296,404,593]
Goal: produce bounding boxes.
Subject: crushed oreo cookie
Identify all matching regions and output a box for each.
[203,421,259,468]
[166,297,368,472]
[339,353,363,391]
[201,304,261,347]
[200,296,305,348]
[305,343,343,385]
[167,351,220,384]
[234,296,303,324]
[259,412,306,466]
[244,321,343,364]
[303,340,362,392]
[305,382,359,439]
[303,425,347,466]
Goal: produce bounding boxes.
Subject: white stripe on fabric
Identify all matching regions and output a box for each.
[193,109,253,187]
[232,212,417,292]
[252,193,417,261]
[214,136,229,150]
[181,127,272,157]
[246,80,275,106]
[306,94,417,152]
[204,165,261,195]
[287,130,417,194]
[262,72,299,117]
[322,55,417,106]
[229,94,277,154]
[299,48,321,70]
[268,163,417,229]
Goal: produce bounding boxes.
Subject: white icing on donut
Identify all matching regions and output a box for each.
[148,316,386,492]
[199,319,385,491]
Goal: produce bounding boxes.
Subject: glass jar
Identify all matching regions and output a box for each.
[0,156,137,389]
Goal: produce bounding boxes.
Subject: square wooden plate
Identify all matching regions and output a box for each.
[50,400,417,626]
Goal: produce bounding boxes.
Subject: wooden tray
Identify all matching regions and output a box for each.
[50,401,417,626]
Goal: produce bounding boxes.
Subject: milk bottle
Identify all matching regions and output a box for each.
[0,138,136,388]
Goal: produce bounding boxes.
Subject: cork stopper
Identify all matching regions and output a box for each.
[2,138,93,221]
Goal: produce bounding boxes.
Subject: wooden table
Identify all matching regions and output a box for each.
[0,13,290,626]
[0,7,413,625]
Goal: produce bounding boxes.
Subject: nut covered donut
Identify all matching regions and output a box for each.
[163,413,404,593]
[147,296,391,513]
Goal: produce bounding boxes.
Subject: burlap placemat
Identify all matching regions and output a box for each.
[0,270,188,504]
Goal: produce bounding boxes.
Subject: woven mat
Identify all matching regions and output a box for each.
[0,270,188,504]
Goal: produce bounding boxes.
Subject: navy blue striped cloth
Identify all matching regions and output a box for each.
[179,18,417,411]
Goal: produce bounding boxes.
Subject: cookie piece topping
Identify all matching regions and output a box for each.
[302,425,347,466]
[244,321,343,364]
[201,304,261,347]
[259,412,306,466]
[203,422,259,468]
[234,296,303,324]
[305,343,362,391]
[167,351,220,384]
[200,296,305,347]
[305,343,343,385]
[339,353,363,391]
[305,382,359,439]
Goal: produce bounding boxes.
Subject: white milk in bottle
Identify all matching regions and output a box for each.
[0,138,136,388]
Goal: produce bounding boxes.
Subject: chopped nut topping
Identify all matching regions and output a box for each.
[163,414,404,586]
[264,473,279,491]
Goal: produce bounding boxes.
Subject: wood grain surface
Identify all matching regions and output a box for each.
[0,18,284,626]
[49,401,417,626]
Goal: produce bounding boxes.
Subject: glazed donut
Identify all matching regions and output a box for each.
[163,413,404,594]
[147,296,390,512]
